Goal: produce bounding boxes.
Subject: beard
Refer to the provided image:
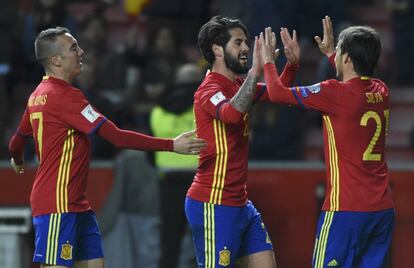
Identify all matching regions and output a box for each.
[224,50,249,75]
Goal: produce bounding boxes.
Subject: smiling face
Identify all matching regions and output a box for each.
[223,28,249,74]
[54,33,84,78]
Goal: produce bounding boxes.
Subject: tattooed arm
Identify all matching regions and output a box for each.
[229,72,259,113]
[229,36,262,113]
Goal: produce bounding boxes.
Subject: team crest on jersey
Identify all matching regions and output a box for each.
[219,247,231,266]
[81,104,99,123]
[327,259,339,266]
[61,243,73,260]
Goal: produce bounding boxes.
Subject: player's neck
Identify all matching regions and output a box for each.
[45,69,74,85]
[212,63,237,82]
[342,69,359,82]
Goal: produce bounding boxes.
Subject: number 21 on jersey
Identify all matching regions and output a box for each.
[360,109,389,161]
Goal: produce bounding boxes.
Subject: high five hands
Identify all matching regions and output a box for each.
[314,16,335,57]
[253,26,301,66]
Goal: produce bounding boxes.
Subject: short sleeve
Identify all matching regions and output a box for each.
[291,79,341,114]
[197,83,231,119]
[196,83,244,124]
[60,89,107,135]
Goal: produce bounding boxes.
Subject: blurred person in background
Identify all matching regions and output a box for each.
[98,150,161,268]
[8,26,205,268]
[125,21,185,133]
[19,0,77,84]
[0,0,19,157]
[260,17,394,268]
[386,0,414,86]
[150,63,203,268]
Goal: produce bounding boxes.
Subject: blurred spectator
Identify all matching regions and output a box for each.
[150,63,202,268]
[17,0,77,84]
[125,21,185,132]
[143,0,210,44]
[0,0,19,157]
[250,104,305,160]
[142,22,184,102]
[78,12,126,92]
[98,150,161,268]
[386,0,414,86]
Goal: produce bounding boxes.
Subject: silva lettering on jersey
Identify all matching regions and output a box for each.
[28,95,48,107]
[81,104,99,123]
[366,92,383,103]
[210,91,226,106]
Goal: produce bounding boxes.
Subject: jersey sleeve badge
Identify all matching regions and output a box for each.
[210,91,226,106]
[81,104,99,123]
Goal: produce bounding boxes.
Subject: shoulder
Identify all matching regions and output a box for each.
[372,79,389,90]
[195,78,223,99]
[321,79,343,89]
[64,86,88,101]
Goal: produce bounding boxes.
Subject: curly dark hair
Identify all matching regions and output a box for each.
[197,15,249,65]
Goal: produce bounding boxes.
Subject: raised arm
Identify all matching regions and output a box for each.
[260,27,340,113]
[314,16,335,58]
[229,36,262,113]
[259,27,297,104]
[279,27,301,86]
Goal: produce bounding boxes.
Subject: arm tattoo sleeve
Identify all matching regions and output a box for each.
[229,73,259,113]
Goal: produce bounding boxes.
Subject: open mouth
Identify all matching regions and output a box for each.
[239,55,247,64]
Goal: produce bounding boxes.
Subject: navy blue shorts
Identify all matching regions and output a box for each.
[32,210,104,266]
[312,209,394,268]
[185,197,273,268]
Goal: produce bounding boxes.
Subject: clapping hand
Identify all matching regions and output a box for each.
[314,16,335,57]
[280,27,300,65]
[259,27,279,65]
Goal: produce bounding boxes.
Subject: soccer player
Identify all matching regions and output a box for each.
[8,27,206,268]
[259,17,394,268]
[185,16,300,268]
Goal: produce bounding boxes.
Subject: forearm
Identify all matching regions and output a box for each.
[98,120,174,151]
[264,63,297,104]
[9,134,27,165]
[328,53,336,69]
[280,63,300,86]
[229,71,259,113]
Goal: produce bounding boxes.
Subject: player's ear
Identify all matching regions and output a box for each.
[50,54,62,67]
[343,53,351,64]
[212,44,223,58]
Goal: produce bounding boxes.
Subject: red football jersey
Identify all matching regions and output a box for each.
[264,63,394,211]
[16,76,106,216]
[188,65,298,206]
